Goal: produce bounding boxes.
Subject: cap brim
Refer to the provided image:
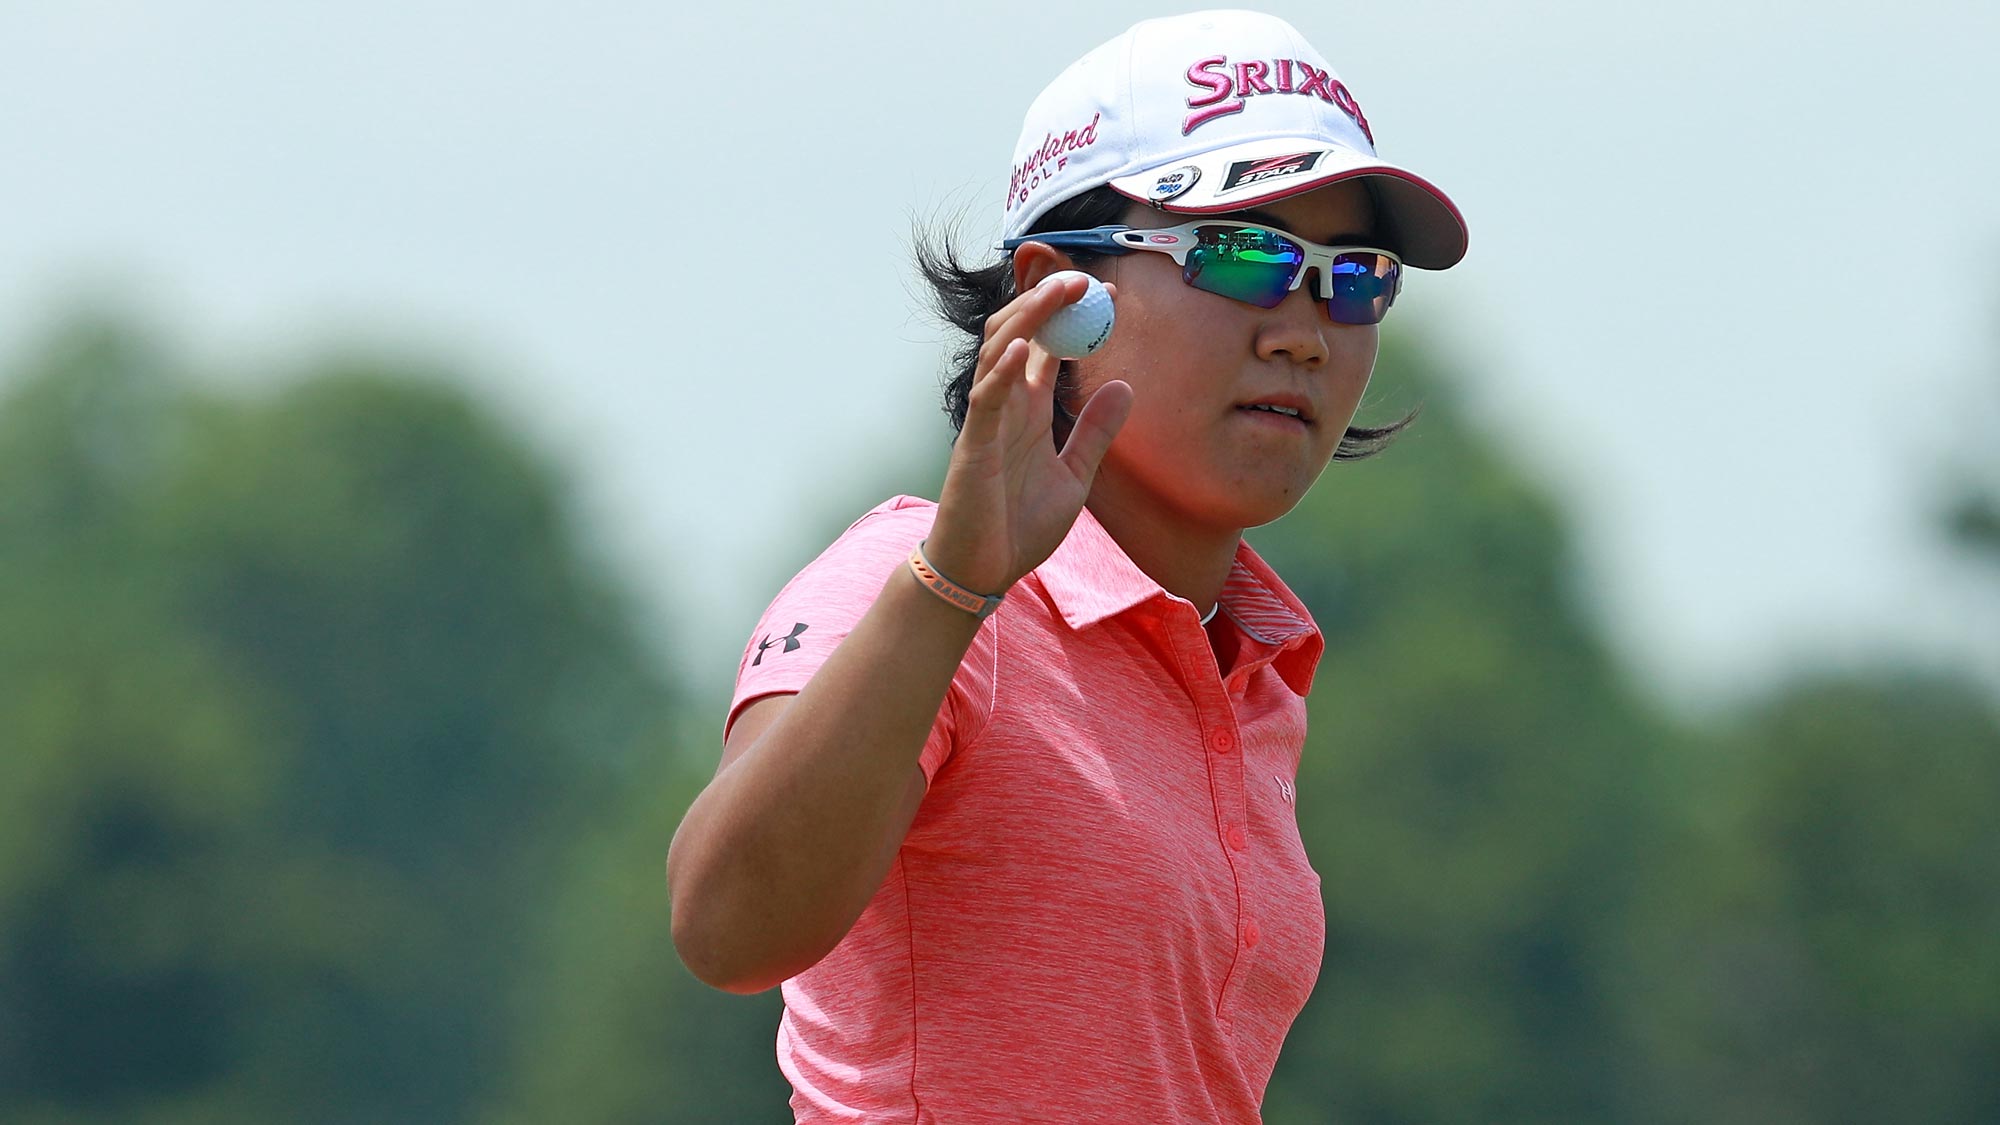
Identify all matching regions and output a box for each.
[1108,138,1467,270]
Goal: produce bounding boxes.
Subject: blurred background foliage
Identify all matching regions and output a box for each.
[1,313,1995,1123]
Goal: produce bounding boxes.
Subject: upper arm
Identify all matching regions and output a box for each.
[718,694,792,779]
[719,693,930,832]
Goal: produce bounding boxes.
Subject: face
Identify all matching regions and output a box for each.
[1052,181,1383,533]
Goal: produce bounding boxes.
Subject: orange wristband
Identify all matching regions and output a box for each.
[908,540,1005,621]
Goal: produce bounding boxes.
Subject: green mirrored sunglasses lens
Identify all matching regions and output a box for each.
[1184,227,1302,308]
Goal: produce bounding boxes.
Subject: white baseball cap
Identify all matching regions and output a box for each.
[1002,9,1467,270]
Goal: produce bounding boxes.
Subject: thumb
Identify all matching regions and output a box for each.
[1057,379,1134,483]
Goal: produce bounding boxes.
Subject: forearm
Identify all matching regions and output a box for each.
[668,562,983,992]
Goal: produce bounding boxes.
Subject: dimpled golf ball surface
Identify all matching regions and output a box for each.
[1035,271,1115,359]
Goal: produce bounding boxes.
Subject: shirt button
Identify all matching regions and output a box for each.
[1244,921,1261,949]
[1209,729,1235,754]
[1226,825,1247,851]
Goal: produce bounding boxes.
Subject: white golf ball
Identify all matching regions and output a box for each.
[1034,270,1116,359]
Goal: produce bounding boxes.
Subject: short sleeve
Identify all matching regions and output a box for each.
[726,496,996,786]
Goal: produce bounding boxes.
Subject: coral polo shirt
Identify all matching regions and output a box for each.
[728,495,1327,1123]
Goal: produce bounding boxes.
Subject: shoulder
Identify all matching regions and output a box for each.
[814,494,938,565]
[764,495,939,600]
[730,495,947,717]
[841,494,937,540]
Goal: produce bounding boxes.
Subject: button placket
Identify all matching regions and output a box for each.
[1171,611,1258,1016]
[1209,700,1256,999]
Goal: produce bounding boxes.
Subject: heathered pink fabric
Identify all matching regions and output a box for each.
[728,495,1327,1124]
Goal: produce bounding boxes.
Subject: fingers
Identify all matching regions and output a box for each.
[962,273,1090,444]
[973,273,1087,384]
[1022,334,1061,394]
[1057,379,1134,482]
[958,338,1029,447]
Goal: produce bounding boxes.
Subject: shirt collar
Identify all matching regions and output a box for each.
[1032,505,1324,695]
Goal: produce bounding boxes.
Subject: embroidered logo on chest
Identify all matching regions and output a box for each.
[1274,776,1296,806]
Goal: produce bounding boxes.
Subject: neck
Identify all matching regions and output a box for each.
[1085,476,1241,617]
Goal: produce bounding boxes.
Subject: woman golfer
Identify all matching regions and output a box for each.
[668,10,1467,1121]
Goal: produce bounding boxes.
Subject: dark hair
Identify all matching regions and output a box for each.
[912,185,1417,458]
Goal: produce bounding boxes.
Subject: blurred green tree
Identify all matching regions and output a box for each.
[1622,670,2000,1125]
[1946,490,2000,562]
[1610,355,2000,1125]
[485,719,793,1124]
[1937,363,2000,699]
[0,316,672,1123]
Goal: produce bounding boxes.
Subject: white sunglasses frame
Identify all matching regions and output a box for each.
[1001,220,1404,312]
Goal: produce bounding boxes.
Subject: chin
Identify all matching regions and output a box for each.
[1203,484,1314,531]
[1238,498,1310,530]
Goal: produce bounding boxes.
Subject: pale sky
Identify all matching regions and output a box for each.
[5,0,1997,707]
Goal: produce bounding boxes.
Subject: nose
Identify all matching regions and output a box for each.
[1253,281,1331,368]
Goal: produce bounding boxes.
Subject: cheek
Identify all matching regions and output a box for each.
[1099,254,1227,344]
[1074,270,1238,392]
[1318,330,1381,432]
[1095,305,1196,372]
[1066,313,1224,435]
[1343,329,1381,390]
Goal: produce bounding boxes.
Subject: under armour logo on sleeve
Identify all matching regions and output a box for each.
[753,622,810,666]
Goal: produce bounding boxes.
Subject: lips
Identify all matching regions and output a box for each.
[1235,394,1315,425]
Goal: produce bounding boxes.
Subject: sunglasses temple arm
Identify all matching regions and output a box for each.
[997,225,1135,255]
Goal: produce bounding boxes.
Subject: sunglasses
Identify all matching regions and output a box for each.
[1001,220,1403,325]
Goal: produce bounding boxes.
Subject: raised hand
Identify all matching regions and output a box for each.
[924,272,1135,595]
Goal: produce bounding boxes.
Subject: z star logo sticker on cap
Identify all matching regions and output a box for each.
[1000,10,1468,271]
[1218,151,1327,193]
